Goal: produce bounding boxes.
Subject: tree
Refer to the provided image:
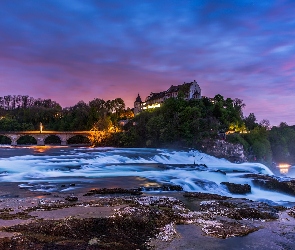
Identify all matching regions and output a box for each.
[92,116,112,131]
[146,114,165,146]
[214,94,224,103]
[89,98,106,125]
[279,122,288,128]
[244,113,257,130]
[233,98,245,117]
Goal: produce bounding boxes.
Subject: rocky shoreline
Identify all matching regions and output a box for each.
[0,185,295,249]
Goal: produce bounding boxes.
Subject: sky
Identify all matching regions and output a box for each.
[0,0,295,126]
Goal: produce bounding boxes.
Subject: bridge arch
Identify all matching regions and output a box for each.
[44,135,62,145]
[0,135,12,144]
[2,134,22,146]
[17,135,37,145]
[67,135,91,145]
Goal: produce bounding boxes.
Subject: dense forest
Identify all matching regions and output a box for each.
[1,94,295,165]
[0,95,133,131]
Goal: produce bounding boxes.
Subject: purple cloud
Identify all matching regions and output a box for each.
[0,0,294,125]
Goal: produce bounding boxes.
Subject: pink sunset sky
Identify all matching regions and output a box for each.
[0,0,295,126]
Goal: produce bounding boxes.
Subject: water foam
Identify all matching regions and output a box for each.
[0,147,292,204]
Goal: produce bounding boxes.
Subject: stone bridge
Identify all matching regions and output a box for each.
[0,131,95,146]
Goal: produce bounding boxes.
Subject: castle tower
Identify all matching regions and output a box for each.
[189,80,201,99]
[134,93,142,115]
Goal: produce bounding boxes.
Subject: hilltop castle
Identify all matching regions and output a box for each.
[134,80,201,115]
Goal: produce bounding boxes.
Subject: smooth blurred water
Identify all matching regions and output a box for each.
[0,146,294,205]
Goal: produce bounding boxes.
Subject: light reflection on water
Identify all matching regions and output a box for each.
[33,146,57,153]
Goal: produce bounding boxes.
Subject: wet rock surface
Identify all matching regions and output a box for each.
[141,184,183,192]
[244,174,295,196]
[0,196,186,249]
[160,163,208,170]
[83,188,143,196]
[182,194,280,239]
[1,212,163,250]
[220,182,251,194]
[65,195,79,202]
[83,186,184,196]
[288,207,295,218]
[199,199,279,220]
[183,192,229,200]
[0,191,293,249]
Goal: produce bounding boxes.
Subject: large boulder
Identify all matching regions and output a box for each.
[199,139,247,162]
[221,182,251,194]
[243,174,295,196]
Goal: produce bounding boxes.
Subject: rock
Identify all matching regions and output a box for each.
[0,194,19,198]
[142,185,183,192]
[0,193,283,247]
[212,169,226,175]
[183,192,229,200]
[199,219,258,239]
[243,174,295,196]
[221,182,251,194]
[65,195,78,202]
[200,198,279,220]
[1,196,184,249]
[193,179,220,191]
[83,188,142,196]
[41,192,51,196]
[199,139,247,162]
[288,207,295,218]
[158,164,208,171]
[88,237,100,245]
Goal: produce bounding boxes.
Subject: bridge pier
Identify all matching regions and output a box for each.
[10,135,18,146]
[11,140,17,146]
[61,140,67,146]
[36,137,45,146]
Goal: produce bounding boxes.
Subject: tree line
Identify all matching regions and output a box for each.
[0,95,133,144]
[0,95,133,132]
[1,94,294,165]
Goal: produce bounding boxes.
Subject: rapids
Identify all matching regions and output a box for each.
[0,146,295,205]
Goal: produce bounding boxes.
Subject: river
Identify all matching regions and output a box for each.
[1,145,295,206]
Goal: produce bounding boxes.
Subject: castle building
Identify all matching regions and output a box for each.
[134,93,142,115]
[134,80,201,114]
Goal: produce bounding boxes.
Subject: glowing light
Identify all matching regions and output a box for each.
[277,163,291,174]
[40,122,43,133]
[142,103,161,110]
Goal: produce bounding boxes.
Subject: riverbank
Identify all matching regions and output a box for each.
[0,182,295,249]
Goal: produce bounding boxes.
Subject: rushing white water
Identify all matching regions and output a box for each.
[0,146,295,205]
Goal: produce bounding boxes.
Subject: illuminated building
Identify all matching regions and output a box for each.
[134,80,201,114]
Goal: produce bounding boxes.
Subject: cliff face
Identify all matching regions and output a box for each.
[199,139,247,163]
